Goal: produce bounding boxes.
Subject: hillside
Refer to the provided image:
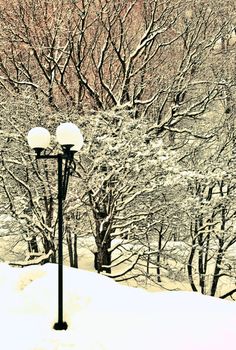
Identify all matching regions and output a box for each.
[0,263,235,350]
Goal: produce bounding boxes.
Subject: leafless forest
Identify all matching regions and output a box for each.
[0,0,236,298]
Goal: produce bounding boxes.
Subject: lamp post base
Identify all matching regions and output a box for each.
[53,321,68,331]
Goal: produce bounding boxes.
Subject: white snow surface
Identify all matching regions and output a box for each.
[0,263,235,350]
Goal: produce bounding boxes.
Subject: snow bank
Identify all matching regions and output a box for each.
[0,263,235,350]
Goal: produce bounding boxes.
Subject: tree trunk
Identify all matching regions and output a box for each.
[157,233,162,283]
[211,207,226,296]
[73,233,78,268]
[88,185,113,274]
[67,232,78,268]
[67,231,73,267]
[95,238,111,273]
[187,221,198,292]
[198,216,206,294]
[28,236,39,254]
[43,236,56,263]
[210,241,224,296]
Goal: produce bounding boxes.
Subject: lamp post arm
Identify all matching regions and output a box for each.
[36,154,58,160]
[35,151,74,201]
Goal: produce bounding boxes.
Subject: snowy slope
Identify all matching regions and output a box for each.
[0,263,235,350]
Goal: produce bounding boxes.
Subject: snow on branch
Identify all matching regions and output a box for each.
[103,252,136,269]
[163,126,213,139]
[102,253,141,279]
[116,188,154,212]
[9,250,53,267]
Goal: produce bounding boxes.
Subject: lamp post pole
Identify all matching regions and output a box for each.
[27,123,83,331]
[54,154,67,330]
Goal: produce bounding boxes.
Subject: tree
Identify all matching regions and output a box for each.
[0,93,63,263]
[178,131,236,297]
[0,0,228,118]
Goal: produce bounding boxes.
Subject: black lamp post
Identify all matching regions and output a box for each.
[27,123,83,331]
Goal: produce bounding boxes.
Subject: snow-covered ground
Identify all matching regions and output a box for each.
[0,263,235,350]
